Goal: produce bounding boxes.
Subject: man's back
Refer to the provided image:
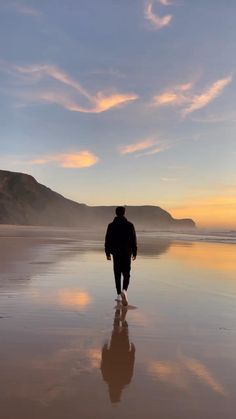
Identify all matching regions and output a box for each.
[105,216,137,257]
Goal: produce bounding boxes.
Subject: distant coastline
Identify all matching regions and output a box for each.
[0,170,196,230]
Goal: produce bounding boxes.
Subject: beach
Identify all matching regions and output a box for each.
[0,226,236,419]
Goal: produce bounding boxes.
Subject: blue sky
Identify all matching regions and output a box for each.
[0,0,236,227]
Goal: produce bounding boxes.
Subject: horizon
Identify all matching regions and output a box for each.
[0,1,235,229]
[1,168,234,231]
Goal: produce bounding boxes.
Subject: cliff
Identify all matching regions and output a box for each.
[0,170,196,230]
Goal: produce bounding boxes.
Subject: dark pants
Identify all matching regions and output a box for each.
[113,254,131,295]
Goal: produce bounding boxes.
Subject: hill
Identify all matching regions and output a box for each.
[0,170,196,230]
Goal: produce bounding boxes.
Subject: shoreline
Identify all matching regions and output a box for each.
[0,225,235,244]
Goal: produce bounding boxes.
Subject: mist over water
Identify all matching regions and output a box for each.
[0,226,236,419]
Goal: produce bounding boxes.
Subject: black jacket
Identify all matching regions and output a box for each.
[105,216,137,257]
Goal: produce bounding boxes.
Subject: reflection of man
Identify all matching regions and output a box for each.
[101,306,135,403]
[105,206,137,306]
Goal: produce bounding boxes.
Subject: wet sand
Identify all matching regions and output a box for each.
[0,226,236,419]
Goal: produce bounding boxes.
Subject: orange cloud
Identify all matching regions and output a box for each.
[153,91,186,106]
[93,92,138,113]
[120,137,156,154]
[12,64,138,113]
[152,76,232,116]
[58,151,99,168]
[30,151,99,168]
[31,90,138,113]
[153,82,192,106]
[144,0,172,30]
[183,76,232,115]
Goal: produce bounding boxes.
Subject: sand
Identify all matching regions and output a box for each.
[0,226,236,419]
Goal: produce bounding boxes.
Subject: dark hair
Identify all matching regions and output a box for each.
[116,206,125,216]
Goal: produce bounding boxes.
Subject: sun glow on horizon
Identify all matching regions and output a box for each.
[169,195,236,229]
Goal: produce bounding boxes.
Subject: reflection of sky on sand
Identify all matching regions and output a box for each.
[167,242,236,274]
[0,227,236,419]
[148,355,226,396]
[0,339,103,406]
[58,289,92,309]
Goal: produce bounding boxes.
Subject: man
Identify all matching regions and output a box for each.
[105,206,137,306]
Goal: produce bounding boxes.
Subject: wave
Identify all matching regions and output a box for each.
[138,229,236,244]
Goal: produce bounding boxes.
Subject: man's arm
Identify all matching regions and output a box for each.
[105,224,112,260]
[131,224,137,259]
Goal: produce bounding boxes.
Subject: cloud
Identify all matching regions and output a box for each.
[153,91,185,106]
[159,0,172,5]
[6,1,41,16]
[4,63,138,113]
[152,76,232,116]
[30,151,99,168]
[15,64,92,100]
[120,137,169,157]
[175,82,193,92]
[183,76,232,115]
[153,82,192,106]
[120,137,156,154]
[23,89,137,114]
[92,91,138,113]
[137,143,170,156]
[144,0,172,30]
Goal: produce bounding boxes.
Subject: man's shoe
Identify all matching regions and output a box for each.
[116,294,122,303]
[121,290,128,306]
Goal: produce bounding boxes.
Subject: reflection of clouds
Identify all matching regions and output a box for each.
[169,242,236,274]
[148,355,226,396]
[88,348,101,369]
[184,357,226,396]
[58,289,92,309]
[128,310,150,327]
[31,344,102,374]
[3,342,102,405]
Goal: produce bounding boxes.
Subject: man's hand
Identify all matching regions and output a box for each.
[132,255,136,261]
[106,255,111,261]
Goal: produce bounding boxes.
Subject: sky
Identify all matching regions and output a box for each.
[0,0,235,229]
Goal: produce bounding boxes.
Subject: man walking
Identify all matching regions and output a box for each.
[105,207,137,306]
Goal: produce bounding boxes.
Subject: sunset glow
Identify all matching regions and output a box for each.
[0,1,235,229]
[169,195,236,228]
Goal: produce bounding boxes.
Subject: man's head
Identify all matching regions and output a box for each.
[116,206,125,217]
